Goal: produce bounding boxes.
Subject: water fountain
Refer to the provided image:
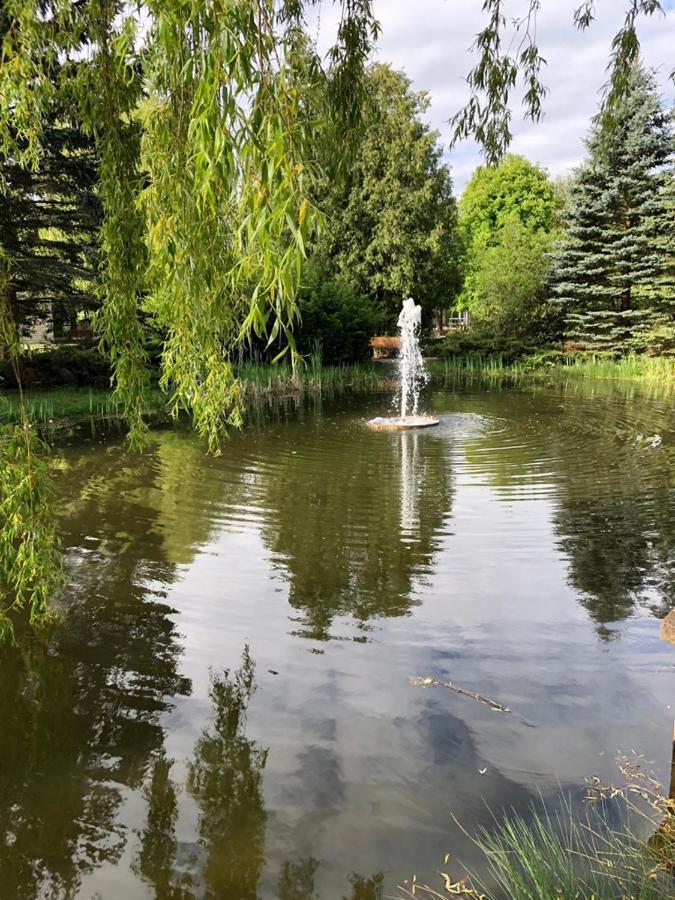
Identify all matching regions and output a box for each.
[367,297,439,430]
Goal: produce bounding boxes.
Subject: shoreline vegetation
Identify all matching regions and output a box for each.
[393,750,675,899]
[435,352,675,383]
[1,353,674,430]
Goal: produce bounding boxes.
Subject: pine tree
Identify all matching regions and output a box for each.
[0,110,101,339]
[549,64,675,354]
[0,8,101,344]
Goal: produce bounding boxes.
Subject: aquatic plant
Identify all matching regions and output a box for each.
[432,353,675,383]
[396,755,675,900]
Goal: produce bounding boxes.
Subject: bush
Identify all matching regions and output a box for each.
[294,261,383,365]
[0,346,112,389]
[435,327,549,363]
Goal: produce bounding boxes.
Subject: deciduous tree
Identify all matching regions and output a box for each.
[321,64,460,327]
[457,154,559,336]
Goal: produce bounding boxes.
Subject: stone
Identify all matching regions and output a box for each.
[366,415,439,431]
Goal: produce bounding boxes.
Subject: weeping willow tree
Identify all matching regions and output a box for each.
[1,0,672,633]
[452,0,675,165]
[0,0,378,635]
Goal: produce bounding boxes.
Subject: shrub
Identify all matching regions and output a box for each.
[294,261,383,365]
[0,346,111,389]
[436,327,548,363]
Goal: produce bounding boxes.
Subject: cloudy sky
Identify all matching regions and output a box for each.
[312,0,675,193]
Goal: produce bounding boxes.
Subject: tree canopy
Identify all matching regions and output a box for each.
[319,64,460,326]
[457,154,559,334]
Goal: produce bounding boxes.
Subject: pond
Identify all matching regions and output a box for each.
[1,378,674,899]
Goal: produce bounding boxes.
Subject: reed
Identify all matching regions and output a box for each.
[237,359,387,397]
[0,362,390,428]
[4,354,670,431]
[0,388,126,425]
[396,756,675,900]
[430,353,675,382]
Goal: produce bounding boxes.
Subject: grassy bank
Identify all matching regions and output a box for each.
[0,387,131,426]
[0,361,391,428]
[396,810,674,899]
[2,354,673,429]
[432,352,675,382]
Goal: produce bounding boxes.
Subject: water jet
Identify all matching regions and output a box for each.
[367,297,439,431]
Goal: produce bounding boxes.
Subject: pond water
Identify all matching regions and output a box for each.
[1,378,674,899]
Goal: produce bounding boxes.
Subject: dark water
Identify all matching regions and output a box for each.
[1,379,674,899]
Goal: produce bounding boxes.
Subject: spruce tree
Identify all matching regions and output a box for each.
[0,109,100,339]
[549,64,675,354]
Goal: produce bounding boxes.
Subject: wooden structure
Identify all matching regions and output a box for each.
[370,335,400,359]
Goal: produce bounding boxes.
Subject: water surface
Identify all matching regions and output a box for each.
[1,379,674,898]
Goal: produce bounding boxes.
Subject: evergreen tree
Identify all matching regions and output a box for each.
[0,5,100,341]
[321,64,460,327]
[549,64,675,353]
[0,105,100,339]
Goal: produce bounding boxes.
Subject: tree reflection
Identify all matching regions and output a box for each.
[461,379,675,630]
[261,427,452,640]
[0,596,189,897]
[277,858,319,899]
[135,754,195,899]
[0,437,193,898]
[345,872,384,899]
[187,647,268,899]
[276,861,384,900]
[556,495,675,624]
[550,382,675,626]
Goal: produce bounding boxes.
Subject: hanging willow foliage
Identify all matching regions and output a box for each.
[451,0,673,165]
[0,0,378,626]
[0,252,61,642]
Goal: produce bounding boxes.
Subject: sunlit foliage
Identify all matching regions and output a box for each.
[0,0,378,624]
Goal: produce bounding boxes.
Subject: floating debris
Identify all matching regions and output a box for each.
[636,433,662,449]
[410,676,511,713]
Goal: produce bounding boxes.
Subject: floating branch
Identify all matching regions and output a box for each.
[410,677,511,713]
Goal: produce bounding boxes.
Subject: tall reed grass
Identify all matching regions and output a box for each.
[3,353,671,431]
[396,756,675,900]
[237,359,388,398]
[432,353,675,382]
[0,387,127,425]
[0,361,391,428]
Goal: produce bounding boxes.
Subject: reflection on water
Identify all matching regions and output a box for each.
[259,417,451,642]
[0,379,673,898]
[186,649,267,898]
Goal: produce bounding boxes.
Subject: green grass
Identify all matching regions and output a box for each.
[396,804,674,900]
[396,756,675,900]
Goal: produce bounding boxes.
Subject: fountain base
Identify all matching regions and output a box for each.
[366,415,439,431]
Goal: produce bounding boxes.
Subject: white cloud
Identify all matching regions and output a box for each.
[311,0,675,193]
